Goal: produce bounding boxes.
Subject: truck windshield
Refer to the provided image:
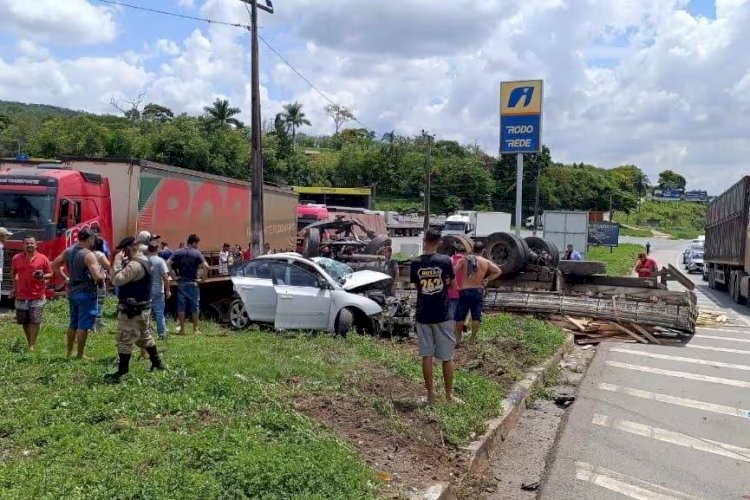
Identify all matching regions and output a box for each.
[444,221,467,232]
[0,193,54,226]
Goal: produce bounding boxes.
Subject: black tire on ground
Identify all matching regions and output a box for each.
[738,272,749,305]
[708,266,716,289]
[302,228,321,258]
[229,296,250,330]
[524,236,560,267]
[485,232,530,275]
[365,234,392,255]
[334,307,354,337]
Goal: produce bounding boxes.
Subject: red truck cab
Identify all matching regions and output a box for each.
[0,164,112,295]
[297,203,329,231]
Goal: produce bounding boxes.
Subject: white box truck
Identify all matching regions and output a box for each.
[442,210,512,239]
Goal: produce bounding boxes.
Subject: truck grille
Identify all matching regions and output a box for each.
[2,248,19,296]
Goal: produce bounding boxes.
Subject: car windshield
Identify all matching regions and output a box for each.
[0,192,54,226]
[444,221,466,231]
[312,257,354,281]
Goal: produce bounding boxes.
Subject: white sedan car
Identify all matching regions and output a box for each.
[229,253,403,335]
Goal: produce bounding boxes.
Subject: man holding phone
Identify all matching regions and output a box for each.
[11,236,53,351]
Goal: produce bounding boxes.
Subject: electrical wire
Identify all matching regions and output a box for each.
[94,0,251,29]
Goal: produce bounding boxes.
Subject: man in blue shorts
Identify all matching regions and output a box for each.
[454,241,502,343]
[167,233,208,335]
[410,229,457,404]
[51,228,107,358]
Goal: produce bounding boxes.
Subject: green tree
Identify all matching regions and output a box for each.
[657,170,686,190]
[281,102,311,147]
[142,103,174,123]
[203,98,244,128]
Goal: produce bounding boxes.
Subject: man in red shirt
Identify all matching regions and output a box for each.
[242,241,253,261]
[11,236,53,351]
[635,252,658,278]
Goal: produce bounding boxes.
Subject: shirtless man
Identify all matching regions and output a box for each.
[454,241,502,343]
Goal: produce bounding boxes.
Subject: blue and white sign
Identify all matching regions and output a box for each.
[499,80,543,154]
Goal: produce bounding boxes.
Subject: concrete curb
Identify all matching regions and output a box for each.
[410,334,575,500]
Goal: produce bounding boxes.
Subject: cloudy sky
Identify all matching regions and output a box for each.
[0,0,747,193]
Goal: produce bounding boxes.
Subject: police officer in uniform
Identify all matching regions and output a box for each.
[105,237,165,383]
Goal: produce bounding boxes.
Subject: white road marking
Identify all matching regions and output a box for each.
[609,347,750,372]
[697,334,750,343]
[607,361,750,388]
[575,461,701,500]
[598,382,750,420]
[697,326,747,333]
[687,344,750,355]
[592,414,750,463]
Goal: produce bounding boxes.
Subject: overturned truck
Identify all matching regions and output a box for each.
[404,232,698,335]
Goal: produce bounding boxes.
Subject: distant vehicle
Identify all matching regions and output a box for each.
[524,215,543,229]
[682,240,704,264]
[442,210,511,239]
[229,253,410,335]
[686,250,704,274]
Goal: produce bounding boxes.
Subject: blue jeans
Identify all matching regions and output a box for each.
[152,293,166,339]
[177,281,200,315]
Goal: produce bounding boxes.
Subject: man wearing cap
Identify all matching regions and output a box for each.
[52,228,107,359]
[0,227,12,295]
[105,236,165,383]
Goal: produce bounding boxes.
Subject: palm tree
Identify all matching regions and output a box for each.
[281,102,311,146]
[204,98,244,128]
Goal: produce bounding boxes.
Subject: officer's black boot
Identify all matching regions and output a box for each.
[146,345,165,372]
[104,353,131,384]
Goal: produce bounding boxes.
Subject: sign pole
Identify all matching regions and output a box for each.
[515,153,523,235]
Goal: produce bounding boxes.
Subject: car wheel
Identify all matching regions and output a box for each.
[334,307,354,337]
[229,297,250,330]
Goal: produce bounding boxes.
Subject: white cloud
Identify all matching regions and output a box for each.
[178,0,196,7]
[0,0,117,45]
[0,0,749,193]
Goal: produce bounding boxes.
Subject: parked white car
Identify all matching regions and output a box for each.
[682,240,703,265]
[229,253,411,336]
[686,250,704,274]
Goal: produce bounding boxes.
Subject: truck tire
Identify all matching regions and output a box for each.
[365,235,392,255]
[334,307,354,337]
[730,271,747,304]
[438,235,473,256]
[229,296,250,330]
[708,266,716,289]
[486,232,529,275]
[302,228,321,258]
[524,236,560,267]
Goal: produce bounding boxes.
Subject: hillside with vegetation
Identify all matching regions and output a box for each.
[614,200,706,240]
[0,99,703,223]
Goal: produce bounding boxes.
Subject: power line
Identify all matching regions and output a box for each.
[238,4,374,132]
[94,0,251,29]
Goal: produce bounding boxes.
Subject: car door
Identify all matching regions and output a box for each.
[231,260,279,322]
[274,262,333,331]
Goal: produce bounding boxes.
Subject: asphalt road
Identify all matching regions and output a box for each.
[541,241,750,499]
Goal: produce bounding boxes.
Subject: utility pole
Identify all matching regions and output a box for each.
[241,0,273,257]
[515,153,523,235]
[609,193,614,221]
[422,130,434,234]
[532,162,541,236]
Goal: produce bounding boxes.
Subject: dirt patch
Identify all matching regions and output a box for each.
[295,364,468,497]
[453,336,528,389]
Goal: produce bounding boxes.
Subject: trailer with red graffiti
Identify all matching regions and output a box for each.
[0,158,298,315]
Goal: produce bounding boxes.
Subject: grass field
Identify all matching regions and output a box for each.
[0,296,565,499]
[618,225,653,238]
[615,201,706,240]
[588,243,644,277]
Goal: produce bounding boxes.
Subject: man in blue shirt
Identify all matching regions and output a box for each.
[564,244,583,261]
[410,229,457,404]
[167,234,208,335]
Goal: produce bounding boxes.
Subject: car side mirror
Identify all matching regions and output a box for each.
[319,277,331,289]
